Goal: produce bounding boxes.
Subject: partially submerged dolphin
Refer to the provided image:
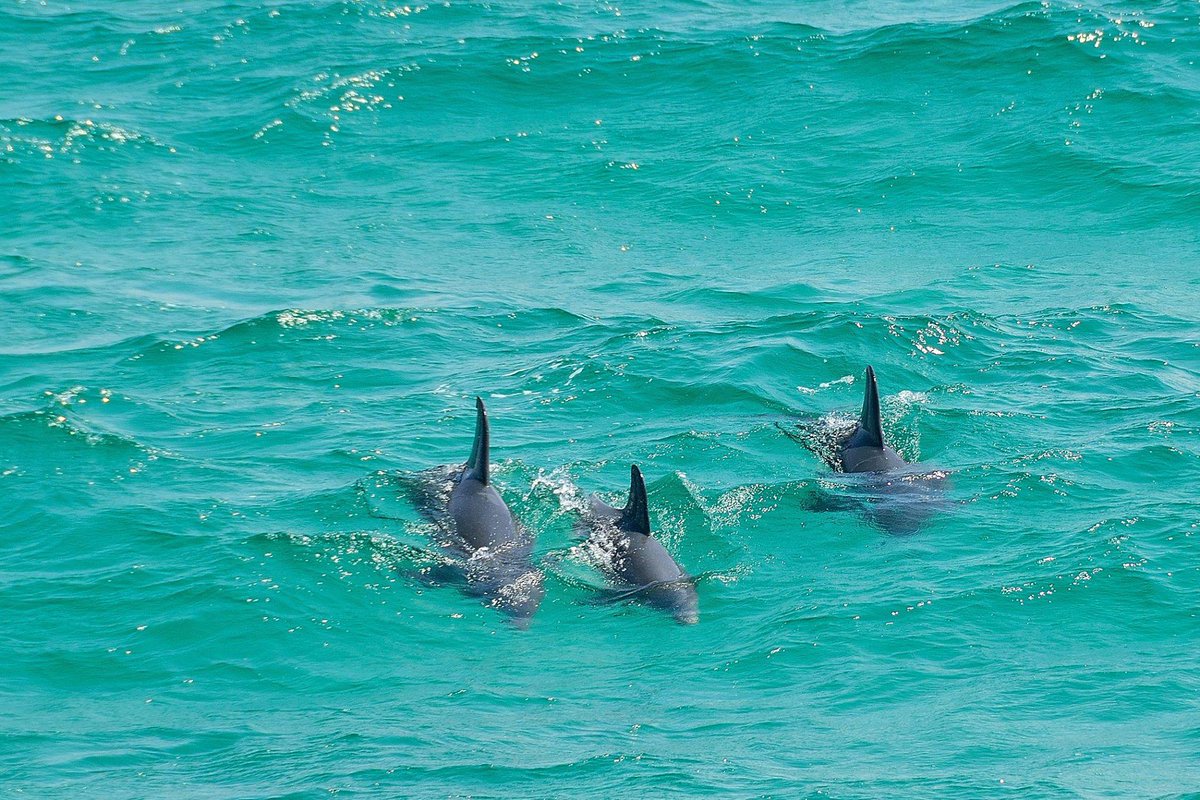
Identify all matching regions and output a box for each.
[412,397,544,627]
[789,366,947,535]
[582,465,699,625]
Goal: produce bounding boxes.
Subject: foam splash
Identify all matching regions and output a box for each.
[274,308,425,329]
[796,374,856,395]
[530,466,592,519]
[779,412,859,471]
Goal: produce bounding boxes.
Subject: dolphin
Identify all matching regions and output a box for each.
[787,366,948,535]
[413,397,544,627]
[581,465,699,625]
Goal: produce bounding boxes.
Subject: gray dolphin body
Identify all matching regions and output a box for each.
[827,366,947,534]
[439,397,544,626]
[583,465,699,625]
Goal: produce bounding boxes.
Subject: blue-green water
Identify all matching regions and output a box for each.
[3,0,1200,796]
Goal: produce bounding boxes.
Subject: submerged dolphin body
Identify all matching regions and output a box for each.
[797,366,947,535]
[582,465,699,625]
[414,397,544,626]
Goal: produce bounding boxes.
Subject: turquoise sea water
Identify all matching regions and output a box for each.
[3,0,1200,796]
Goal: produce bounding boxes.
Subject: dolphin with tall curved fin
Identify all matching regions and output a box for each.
[412,397,544,627]
[580,465,699,624]
[787,366,948,535]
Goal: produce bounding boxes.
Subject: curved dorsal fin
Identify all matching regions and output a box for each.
[847,365,885,449]
[619,464,651,536]
[465,396,490,484]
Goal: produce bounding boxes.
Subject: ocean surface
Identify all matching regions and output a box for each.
[2,0,1199,796]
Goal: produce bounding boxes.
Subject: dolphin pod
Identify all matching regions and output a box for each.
[415,368,941,626]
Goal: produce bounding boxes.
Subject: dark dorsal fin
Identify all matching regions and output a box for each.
[465,396,490,484]
[847,365,885,449]
[619,464,651,536]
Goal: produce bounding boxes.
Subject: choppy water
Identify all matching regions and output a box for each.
[3,0,1200,796]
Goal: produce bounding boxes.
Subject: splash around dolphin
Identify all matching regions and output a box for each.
[408,397,545,627]
[580,465,699,625]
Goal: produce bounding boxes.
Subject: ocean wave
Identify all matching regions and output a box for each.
[0,115,174,164]
[0,405,157,456]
